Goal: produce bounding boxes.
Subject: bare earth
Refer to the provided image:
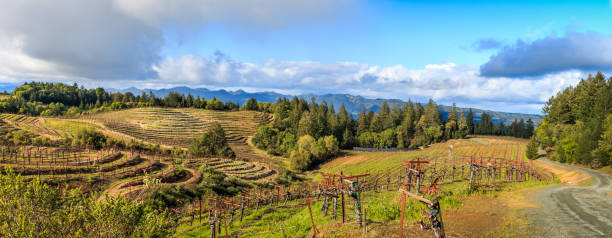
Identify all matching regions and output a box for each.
[528,159,612,237]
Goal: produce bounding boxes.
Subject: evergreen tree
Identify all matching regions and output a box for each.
[356,107,369,135]
[466,108,474,134]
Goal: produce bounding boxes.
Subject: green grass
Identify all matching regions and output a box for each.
[41,118,96,138]
[175,178,550,238]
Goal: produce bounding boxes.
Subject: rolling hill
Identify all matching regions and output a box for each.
[112,87,542,125]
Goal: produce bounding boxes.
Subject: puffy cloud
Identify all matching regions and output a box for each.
[472,38,503,51]
[0,0,161,79]
[150,53,584,113]
[0,0,353,80]
[480,32,612,77]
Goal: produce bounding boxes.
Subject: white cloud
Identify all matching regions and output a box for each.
[1,49,584,114]
[0,0,353,81]
[148,53,585,114]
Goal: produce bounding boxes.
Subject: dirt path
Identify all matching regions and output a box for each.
[527,159,612,237]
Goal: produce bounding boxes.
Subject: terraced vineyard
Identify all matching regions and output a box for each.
[1,108,279,183]
[203,157,276,181]
[0,114,62,139]
[183,109,272,144]
[82,108,207,147]
[0,146,201,198]
[80,108,277,181]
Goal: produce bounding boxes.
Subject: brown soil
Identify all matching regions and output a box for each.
[532,159,591,185]
[443,195,508,237]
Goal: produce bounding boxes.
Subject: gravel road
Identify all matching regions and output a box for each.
[530,159,612,237]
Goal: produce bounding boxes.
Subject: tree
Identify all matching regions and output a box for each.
[423,99,441,127]
[457,113,469,138]
[74,128,107,149]
[466,108,474,134]
[253,125,275,150]
[596,114,612,166]
[533,72,611,166]
[356,107,369,135]
[526,138,538,160]
[444,103,459,139]
[189,122,234,158]
[245,98,259,111]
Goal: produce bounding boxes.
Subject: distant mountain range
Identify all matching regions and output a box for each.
[111,87,542,125]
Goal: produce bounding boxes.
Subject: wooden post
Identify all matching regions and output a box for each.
[341,191,345,224]
[306,197,317,238]
[363,207,367,235]
[399,179,407,238]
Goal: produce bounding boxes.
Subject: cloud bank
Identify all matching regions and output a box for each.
[146,52,583,114]
[480,32,612,77]
[0,0,351,80]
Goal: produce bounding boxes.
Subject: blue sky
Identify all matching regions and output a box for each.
[1,0,612,114]
[163,0,612,67]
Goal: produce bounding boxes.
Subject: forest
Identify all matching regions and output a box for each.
[253,97,535,170]
[531,72,612,167]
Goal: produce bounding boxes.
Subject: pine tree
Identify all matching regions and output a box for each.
[356,107,369,135]
[466,108,474,134]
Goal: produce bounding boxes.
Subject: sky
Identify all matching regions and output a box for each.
[1,0,612,114]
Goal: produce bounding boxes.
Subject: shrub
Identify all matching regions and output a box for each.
[73,127,107,149]
[0,169,174,237]
[188,122,234,158]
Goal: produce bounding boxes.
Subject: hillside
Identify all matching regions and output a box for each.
[111,87,542,125]
[0,108,279,182]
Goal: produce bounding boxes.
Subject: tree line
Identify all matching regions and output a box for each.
[0,82,251,116]
[531,72,612,167]
[253,97,534,171]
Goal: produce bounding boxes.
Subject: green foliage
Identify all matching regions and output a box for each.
[188,122,234,158]
[143,185,196,211]
[0,169,174,237]
[253,125,275,150]
[0,82,243,116]
[597,114,612,166]
[290,135,339,171]
[273,170,303,186]
[526,138,538,160]
[244,98,259,110]
[73,128,107,149]
[197,165,251,196]
[557,136,578,163]
[534,72,611,167]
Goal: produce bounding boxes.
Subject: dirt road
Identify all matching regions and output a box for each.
[529,159,612,237]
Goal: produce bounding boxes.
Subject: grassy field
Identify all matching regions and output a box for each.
[319,136,529,178]
[176,136,548,238]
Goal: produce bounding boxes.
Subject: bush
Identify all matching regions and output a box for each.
[290,135,339,171]
[73,128,107,149]
[189,122,234,158]
[0,169,174,237]
[198,165,250,196]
